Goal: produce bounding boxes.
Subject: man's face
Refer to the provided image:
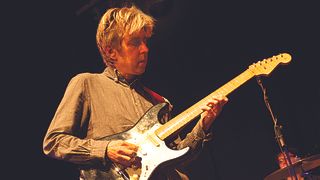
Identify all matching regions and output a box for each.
[277,152,300,169]
[113,29,150,80]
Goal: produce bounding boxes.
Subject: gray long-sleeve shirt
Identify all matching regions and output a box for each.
[43,67,212,179]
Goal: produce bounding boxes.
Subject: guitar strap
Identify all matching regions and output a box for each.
[143,86,165,104]
[143,86,174,125]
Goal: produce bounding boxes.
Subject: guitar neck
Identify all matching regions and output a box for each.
[155,69,255,140]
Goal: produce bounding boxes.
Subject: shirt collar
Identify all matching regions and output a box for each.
[103,67,140,87]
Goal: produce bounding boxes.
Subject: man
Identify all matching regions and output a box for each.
[277,150,320,180]
[277,150,304,180]
[43,5,228,179]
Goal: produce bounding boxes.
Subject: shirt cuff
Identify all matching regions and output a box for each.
[192,121,213,142]
[90,140,110,165]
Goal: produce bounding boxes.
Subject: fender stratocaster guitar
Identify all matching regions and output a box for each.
[81,53,292,180]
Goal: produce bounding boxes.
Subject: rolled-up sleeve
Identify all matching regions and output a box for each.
[177,121,213,150]
[166,119,213,171]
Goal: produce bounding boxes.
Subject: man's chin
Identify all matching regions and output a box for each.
[137,69,146,75]
[135,66,147,74]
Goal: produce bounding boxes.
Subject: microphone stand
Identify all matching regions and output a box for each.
[256,76,298,180]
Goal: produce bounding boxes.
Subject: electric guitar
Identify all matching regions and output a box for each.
[80,53,292,180]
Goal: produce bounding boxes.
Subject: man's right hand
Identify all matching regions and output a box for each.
[106,140,141,168]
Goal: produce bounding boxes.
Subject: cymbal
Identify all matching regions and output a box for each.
[264,154,320,180]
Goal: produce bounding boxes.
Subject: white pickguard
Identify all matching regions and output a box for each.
[124,123,189,180]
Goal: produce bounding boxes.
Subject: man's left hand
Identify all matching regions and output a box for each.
[200,95,228,131]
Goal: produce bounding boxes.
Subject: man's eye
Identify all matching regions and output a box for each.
[130,39,141,46]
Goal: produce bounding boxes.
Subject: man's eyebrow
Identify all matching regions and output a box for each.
[128,36,140,41]
[129,37,138,40]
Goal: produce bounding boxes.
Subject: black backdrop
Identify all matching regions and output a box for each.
[5,0,319,179]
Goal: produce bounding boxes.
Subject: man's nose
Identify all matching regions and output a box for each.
[139,42,149,53]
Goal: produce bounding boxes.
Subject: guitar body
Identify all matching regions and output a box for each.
[80,103,189,180]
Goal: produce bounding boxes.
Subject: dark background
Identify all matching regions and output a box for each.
[6,0,319,179]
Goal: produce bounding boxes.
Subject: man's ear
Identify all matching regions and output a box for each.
[106,47,117,61]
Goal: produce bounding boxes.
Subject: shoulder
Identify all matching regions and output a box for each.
[66,72,102,90]
[71,73,96,81]
[69,72,106,84]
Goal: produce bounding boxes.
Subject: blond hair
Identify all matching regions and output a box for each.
[96,6,155,66]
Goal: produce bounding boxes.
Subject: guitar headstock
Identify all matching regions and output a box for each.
[249,53,292,76]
